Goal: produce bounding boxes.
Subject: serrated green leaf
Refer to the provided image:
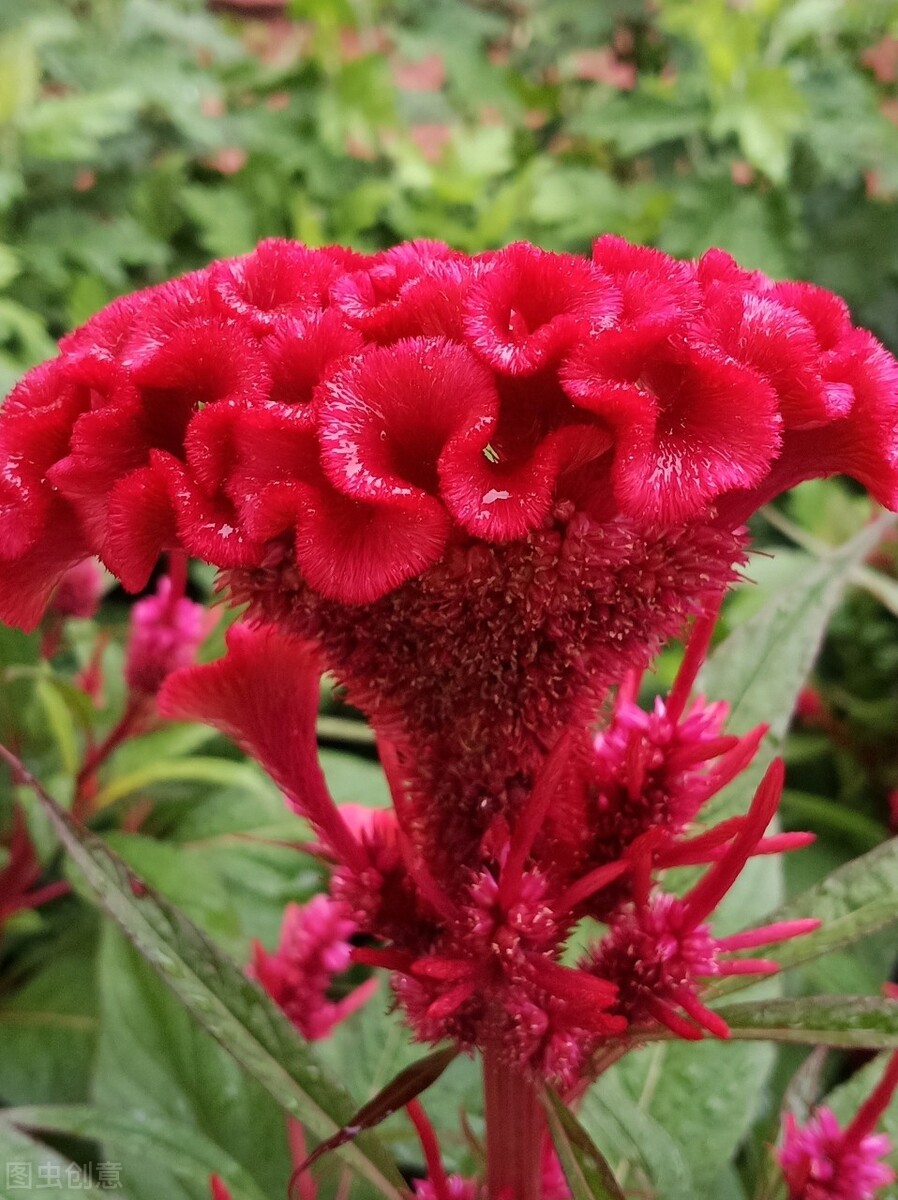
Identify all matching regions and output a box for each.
[29,781,405,1200]
[5,1106,269,1200]
[712,837,898,997]
[544,1088,626,1200]
[708,996,898,1048]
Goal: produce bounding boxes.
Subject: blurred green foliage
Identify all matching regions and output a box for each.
[1,0,898,397]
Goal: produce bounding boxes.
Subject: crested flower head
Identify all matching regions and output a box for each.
[0,236,887,1079]
[1,236,894,622]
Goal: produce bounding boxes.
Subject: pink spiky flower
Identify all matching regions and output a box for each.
[779,1052,898,1199]
[250,893,377,1041]
[124,566,209,697]
[587,759,819,1040]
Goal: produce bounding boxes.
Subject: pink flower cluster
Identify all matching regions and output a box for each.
[1,236,896,630]
[780,1052,898,1200]
[124,573,209,696]
[249,893,377,1041]
[161,617,817,1085]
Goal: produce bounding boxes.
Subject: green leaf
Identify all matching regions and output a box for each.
[712,837,898,997]
[30,781,405,1200]
[0,934,98,1106]
[709,996,898,1048]
[544,1088,626,1200]
[712,66,806,184]
[102,832,242,949]
[34,676,79,779]
[699,516,897,828]
[318,749,390,808]
[94,927,289,1200]
[93,757,272,810]
[20,90,142,160]
[575,1073,695,1200]
[0,1118,115,1199]
[5,1105,270,1200]
[179,184,257,258]
[609,1040,776,1192]
[0,31,39,123]
[574,88,707,155]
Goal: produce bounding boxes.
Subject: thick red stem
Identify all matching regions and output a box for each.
[483,1044,544,1200]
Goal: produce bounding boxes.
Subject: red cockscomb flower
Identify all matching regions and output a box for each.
[0,236,891,1099]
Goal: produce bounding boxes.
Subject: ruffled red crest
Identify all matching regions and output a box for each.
[332,240,469,343]
[0,361,88,558]
[124,284,268,413]
[103,463,178,591]
[815,330,898,507]
[463,242,620,375]
[293,479,451,605]
[592,234,700,329]
[770,279,853,351]
[263,308,363,408]
[211,238,346,333]
[0,235,896,626]
[702,286,849,428]
[564,327,781,522]
[695,247,771,294]
[320,336,495,503]
[0,502,89,631]
[58,287,158,359]
[152,452,263,570]
[159,622,363,865]
[441,369,612,539]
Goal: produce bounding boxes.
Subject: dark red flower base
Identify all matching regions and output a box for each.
[229,508,746,881]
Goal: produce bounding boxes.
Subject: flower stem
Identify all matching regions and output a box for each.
[483,1043,544,1200]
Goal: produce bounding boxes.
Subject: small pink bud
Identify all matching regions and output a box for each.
[209,1175,233,1200]
[48,559,105,620]
[124,576,208,697]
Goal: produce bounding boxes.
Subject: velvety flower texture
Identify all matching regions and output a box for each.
[249,893,377,1041]
[779,1052,898,1200]
[0,235,894,1082]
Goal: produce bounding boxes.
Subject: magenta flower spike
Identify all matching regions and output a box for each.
[779,1052,898,1199]
[249,894,378,1041]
